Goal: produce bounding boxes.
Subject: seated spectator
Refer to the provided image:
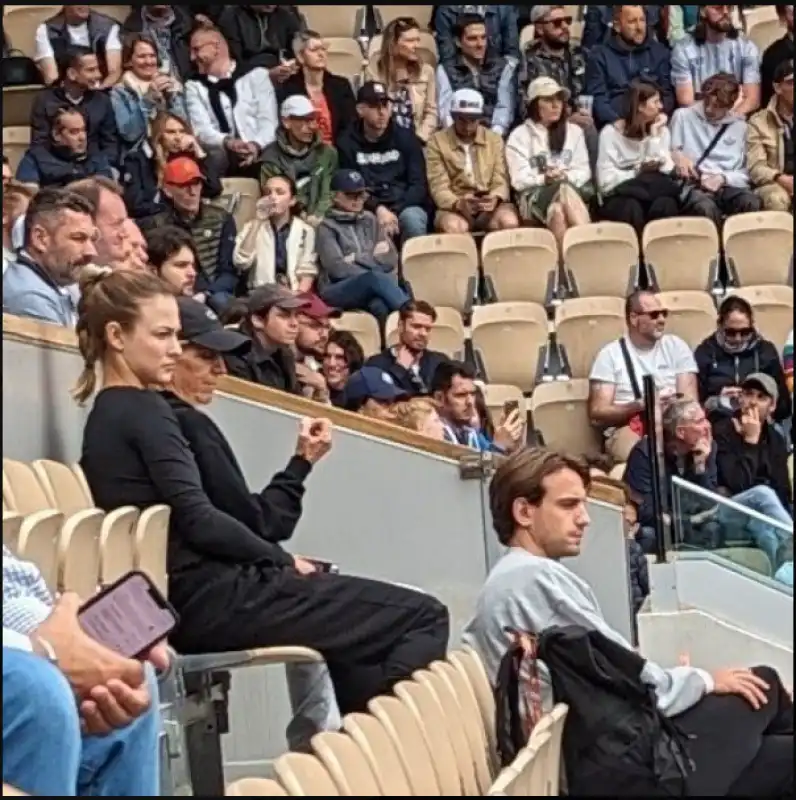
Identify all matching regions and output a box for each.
[233,174,317,292]
[76,272,449,719]
[3,551,165,796]
[589,290,698,463]
[336,81,430,242]
[581,4,662,50]
[217,4,303,75]
[294,294,338,403]
[672,72,762,227]
[665,5,702,47]
[140,158,237,313]
[145,225,208,303]
[224,284,308,393]
[585,6,674,129]
[3,188,94,326]
[122,5,195,81]
[343,365,409,415]
[392,397,447,440]
[785,329,794,397]
[185,23,278,178]
[34,5,122,87]
[30,46,119,167]
[695,294,791,423]
[748,59,794,212]
[260,96,338,226]
[596,80,682,237]
[671,5,761,117]
[110,33,187,152]
[366,17,438,144]
[277,30,357,146]
[521,7,596,164]
[428,88,519,234]
[69,177,131,271]
[464,446,794,797]
[761,5,793,107]
[366,301,450,397]
[17,107,114,188]
[506,78,591,249]
[434,5,519,66]
[315,170,410,324]
[437,13,516,136]
[432,360,524,452]
[623,492,650,645]
[2,179,33,277]
[323,330,365,409]
[123,111,223,219]
[123,219,148,271]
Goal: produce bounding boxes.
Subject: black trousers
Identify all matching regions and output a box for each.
[684,185,763,229]
[170,564,450,714]
[600,191,680,237]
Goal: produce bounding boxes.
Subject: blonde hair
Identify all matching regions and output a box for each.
[391,397,439,434]
[376,16,422,86]
[72,265,174,405]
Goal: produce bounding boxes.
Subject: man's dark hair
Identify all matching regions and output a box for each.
[453,12,487,39]
[776,5,790,18]
[624,289,655,321]
[774,59,794,84]
[430,359,475,394]
[145,226,200,273]
[327,330,365,373]
[399,299,438,323]
[61,44,96,75]
[717,294,754,325]
[23,187,95,247]
[702,71,741,108]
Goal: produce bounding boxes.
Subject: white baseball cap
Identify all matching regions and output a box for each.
[280,95,316,119]
[451,88,484,117]
[526,76,570,103]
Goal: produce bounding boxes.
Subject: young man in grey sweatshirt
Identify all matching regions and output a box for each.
[671,71,762,227]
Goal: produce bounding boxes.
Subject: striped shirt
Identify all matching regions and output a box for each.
[671,33,761,93]
[3,545,53,637]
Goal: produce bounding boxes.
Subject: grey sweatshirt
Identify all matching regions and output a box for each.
[462,548,713,718]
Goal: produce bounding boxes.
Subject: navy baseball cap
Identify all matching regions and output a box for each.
[345,367,408,411]
[330,169,369,193]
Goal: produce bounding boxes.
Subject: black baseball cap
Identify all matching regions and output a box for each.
[357,80,390,105]
[177,297,251,353]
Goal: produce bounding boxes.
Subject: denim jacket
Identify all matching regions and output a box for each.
[110,83,187,149]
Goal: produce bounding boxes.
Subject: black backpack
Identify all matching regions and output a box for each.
[495,625,695,797]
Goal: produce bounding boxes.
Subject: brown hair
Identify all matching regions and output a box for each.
[72,266,174,404]
[701,71,741,108]
[377,16,422,85]
[399,299,437,323]
[489,447,591,546]
[52,106,85,136]
[622,79,661,140]
[121,31,160,70]
[68,176,124,211]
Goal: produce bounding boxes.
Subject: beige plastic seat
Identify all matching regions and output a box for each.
[368,695,441,795]
[3,511,24,552]
[488,731,552,796]
[482,228,558,305]
[2,86,41,128]
[311,731,382,796]
[3,6,60,56]
[300,5,366,37]
[385,306,465,357]
[657,291,717,349]
[531,379,602,459]
[642,217,719,292]
[555,296,626,379]
[70,462,94,504]
[226,778,288,796]
[133,505,170,597]
[482,384,526,430]
[342,712,413,795]
[369,30,437,65]
[3,458,51,515]
[745,7,784,51]
[374,5,435,30]
[58,508,103,598]
[563,222,639,298]
[31,459,93,514]
[723,211,793,286]
[220,177,260,230]
[729,285,794,351]
[89,5,131,23]
[471,302,549,392]
[609,463,627,481]
[273,752,341,796]
[2,785,28,797]
[99,506,139,586]
[332,312,381,359]
[2,126,31,173]
[401,234,479,313]
[16,510,64,591]
[530,704,569,795]
[324,37,367,81]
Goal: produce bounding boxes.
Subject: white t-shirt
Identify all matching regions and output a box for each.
[33,21,121,63]
[589,334,697,406]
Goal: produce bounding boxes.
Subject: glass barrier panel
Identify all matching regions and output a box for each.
[671,476,794,588]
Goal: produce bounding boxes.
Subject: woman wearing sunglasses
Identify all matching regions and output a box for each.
[694,295,791,423]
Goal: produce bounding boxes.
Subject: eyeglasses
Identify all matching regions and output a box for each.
[723,326,753,338]
[546,16,573,27]
[636,309,669,320]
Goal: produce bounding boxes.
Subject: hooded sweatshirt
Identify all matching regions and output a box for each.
[335,120,429,215]
[670,102,751,188]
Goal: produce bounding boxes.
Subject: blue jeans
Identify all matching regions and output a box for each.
[2,648,161,796]
[285,662,342,752]
[321,271,410,321]
[398,206,429,240]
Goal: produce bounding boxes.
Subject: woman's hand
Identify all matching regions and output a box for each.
[710,668,770,709]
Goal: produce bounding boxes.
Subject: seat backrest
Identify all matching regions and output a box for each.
[728,285,794,350]
[58,508,103,599]
[342,712,413,795]
[374,4,434,30]
[220,177,260,229]
[482,384,526,430]
[332,312,381,359]
[16,510,64,591]
[2,511,24,553]
[529,704,568,795]
[723,211,793,285]
[3,6,61,55]
[273,752,341,796]
[3,458,51,515]
[657,290,717,349]
[530,379,602,459]
[385,305,465,356]
[642,217,719,292]
[226,778,288,796]
[563,222,639,297]
[508,731,553,795]
[133,505,170,597]
[89,5,131,23]
[555,296,626,379]
[31,459,93,515]
[324,37,366,80]
[311,731,382,795]
[99,506,139,586]
[482,228,558,305]
[300,4,367,38]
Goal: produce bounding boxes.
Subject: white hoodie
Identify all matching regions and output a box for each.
[596,122,675,195]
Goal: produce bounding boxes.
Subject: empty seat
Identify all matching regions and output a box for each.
[3,6,60,56]
[555,296,626,379]
[332,311,381,359]
[531,379,602,458]
[58,508,103,598]
[16,510,64,591]
[482,228,558,305]
[471,302,549,392]
[2,126,30,173]
[324,37,366,80]
[342,713,413,795]
[3,511,23,552]
[482,384,526,430]
[311,731,382,795]
[374,5,435,30]
[31,459,93,514]
[563,222,639,298]
[226,778,288,796]
[402,234,478,313]
[133,505,170,597]
[273,752,341,796]
[385,305,465,357]
[220,177,260,229]
[724,211,793,286]
[744,6,784,50]
[642,217,719,292]
[657,291,717,349]
[729,285,794,351]
[99,506,139,586]
[300,5,366,38]
[2,86,41,128]
[3,458,51,515]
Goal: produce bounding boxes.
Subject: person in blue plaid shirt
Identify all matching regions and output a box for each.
[2,546,165,796]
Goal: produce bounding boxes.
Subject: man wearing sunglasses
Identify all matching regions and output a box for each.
[589,290,699,463]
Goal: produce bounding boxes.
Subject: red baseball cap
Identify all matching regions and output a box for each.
[296,292,340,320]
[163,157,204,186]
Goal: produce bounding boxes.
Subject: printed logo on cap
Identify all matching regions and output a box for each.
[349,170,363,182]
[205,308,219,322]
[381,372,395,385]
